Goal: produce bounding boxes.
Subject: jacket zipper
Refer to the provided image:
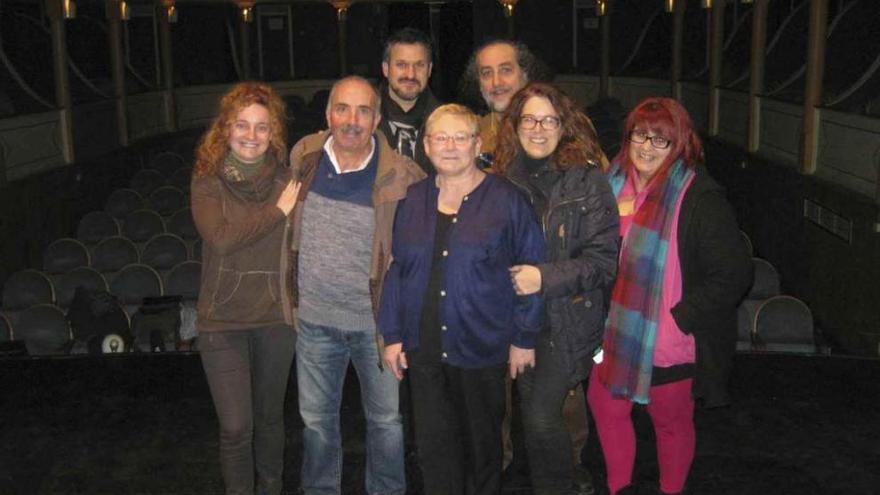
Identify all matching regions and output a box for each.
[544,195,588,241]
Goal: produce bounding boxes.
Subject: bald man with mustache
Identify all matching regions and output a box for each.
[288,76,426,495]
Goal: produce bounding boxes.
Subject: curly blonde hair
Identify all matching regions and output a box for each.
[494,82,606,175]
[193,82,288,178]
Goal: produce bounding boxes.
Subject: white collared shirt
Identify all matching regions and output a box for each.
[323,135,376,174]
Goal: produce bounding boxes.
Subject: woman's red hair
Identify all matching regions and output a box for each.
[193,82,288,178]
[613,96,703,176]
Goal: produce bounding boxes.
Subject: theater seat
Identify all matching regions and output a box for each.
[309,89,330,117]
[141,234,189,272]
[43,238,91,275]
[740,230,754,256]
[123,209,166,244]
[15,304,71,355]
[148,151,185,176]
[736,299,761,352]
[2,269,55,312]
[109,263,164,317]
[753,295,816,354]
[1,312,12,341]
[748,257,781,300]
[130,168,166,197]
[167,207,198,241]
[168,167,193,191]
[192,238,202,261]
[91,236,140,274]
[149,186,186,217]
[77,211,120,245]
[55,267,109,309]
[165,260,202,301]
[105,188,146,220]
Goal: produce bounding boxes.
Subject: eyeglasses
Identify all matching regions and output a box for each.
[519,114,561,131]
[628,129,672,149]
[428,133,475,147]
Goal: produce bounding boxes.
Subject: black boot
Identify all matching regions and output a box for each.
[573,464,596,495]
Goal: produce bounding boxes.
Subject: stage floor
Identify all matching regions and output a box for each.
[1,353,878,494]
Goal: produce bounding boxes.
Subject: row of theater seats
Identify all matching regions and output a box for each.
[101,187,190,224]
[90,202,196,240]
[0,260,201,354]
[6,260,201,311]
[0,150,202,355]
[49,233,201,274]
[736,232,819,354]
[71,149,200,270]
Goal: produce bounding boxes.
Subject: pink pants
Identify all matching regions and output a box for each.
[587,369,695,495]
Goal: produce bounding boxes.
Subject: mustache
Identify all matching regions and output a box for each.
[339,124,364,135]
[397,78,420,85]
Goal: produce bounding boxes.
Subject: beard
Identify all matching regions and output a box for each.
[482,87,514,113]
[390,79,423,102]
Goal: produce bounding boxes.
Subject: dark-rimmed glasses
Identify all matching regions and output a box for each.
[628,129,672,149]
[519,115,561,131]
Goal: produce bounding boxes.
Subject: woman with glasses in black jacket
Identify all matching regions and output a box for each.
[493,82,620,495]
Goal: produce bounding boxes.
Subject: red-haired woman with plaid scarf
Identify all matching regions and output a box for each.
[587,97,752,495]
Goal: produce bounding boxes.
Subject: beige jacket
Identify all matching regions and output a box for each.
[283,131,426,355]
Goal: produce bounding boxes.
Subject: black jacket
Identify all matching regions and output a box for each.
[671,167,753,407]
[507,156,620,387]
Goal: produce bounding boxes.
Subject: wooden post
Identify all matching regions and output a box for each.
[801,0,828,174]
[709,0,725,136]
[45,0,74,163]
[746,0,770,153]
[240,15,251,80]
[599,1,611,98]
[707,0,725,136]
[157,4,177,131]
[337,7,348,76]
[746,0,768,153]
[106,0,128,146]
[671,0,686,99]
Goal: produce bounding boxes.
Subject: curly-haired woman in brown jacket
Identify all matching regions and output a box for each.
[191,81,300,495]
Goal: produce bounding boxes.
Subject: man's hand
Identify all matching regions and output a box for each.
[383,343,408,380]
[509,344,535,379]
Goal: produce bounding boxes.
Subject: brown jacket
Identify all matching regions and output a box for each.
[191,160,293,332]
[284,131,426,356]
[479,112,501,156]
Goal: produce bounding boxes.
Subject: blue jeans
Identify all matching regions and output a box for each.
[295,319,405,495]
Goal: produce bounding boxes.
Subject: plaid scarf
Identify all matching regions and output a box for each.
[600,159,694,404]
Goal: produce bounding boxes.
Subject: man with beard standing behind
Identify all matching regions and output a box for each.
[461,40,547,162]
[378,27,440,174]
